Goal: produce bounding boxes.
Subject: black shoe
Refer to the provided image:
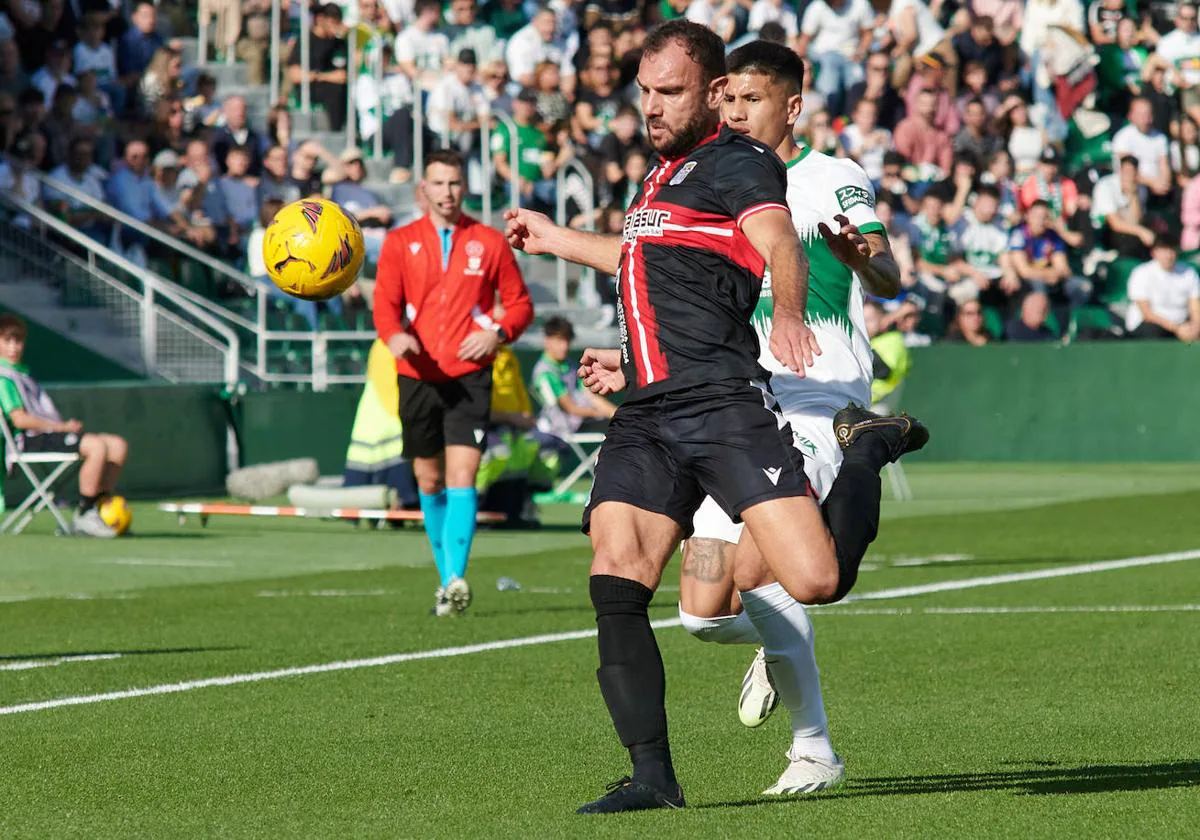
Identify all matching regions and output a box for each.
[833,403,929,462]
[576,777,686,814]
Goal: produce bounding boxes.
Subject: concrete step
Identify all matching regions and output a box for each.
[292,110,332,133]
[176,36,199,67]
[198,61,248,88]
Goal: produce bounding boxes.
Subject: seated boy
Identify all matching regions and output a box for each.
[530,316,616,449]
[0,314,129,537]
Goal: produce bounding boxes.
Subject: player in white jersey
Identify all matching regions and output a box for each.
[677,41,905,796]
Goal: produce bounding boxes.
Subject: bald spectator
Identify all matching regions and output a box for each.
[505,6,565,86]
[211,95,264,176]
[1111,97,1172,198]
[1005,290,1058,341]
[894,88,953,173]
[105,140,189,264]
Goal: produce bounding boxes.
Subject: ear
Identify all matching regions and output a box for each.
[706,75,728,111]
[786,94,803,128]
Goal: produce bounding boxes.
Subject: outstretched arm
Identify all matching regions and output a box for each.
[504,208,622,275]
[818,214,902,299]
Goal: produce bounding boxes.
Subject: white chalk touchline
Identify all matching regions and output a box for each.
[102,559,236,568]
[256,589,392,598]
[817,604,1200,616]
[2,548,1198,716]
[0,654,123,672]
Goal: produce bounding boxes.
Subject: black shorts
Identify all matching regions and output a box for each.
[20,432,81,454]
[398,368,493,458]
[582,380,809,536]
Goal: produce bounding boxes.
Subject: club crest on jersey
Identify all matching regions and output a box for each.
[300,200,323,233]
[835,185,872,212]
[623,208,671,243]
[669,161,697,186]
[409,242,421,255]
[465,239,485,275]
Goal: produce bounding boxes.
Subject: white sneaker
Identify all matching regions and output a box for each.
[763,752,845,796]
[432,587,452,617]
[738,648,779,727]
[446,577,472,615]
[72,509,117,539]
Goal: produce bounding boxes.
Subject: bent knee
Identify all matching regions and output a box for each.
[79,434,105,457]
[782,569,841,605]
[106,434,129,458]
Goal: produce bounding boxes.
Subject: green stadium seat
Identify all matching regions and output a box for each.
[1070,305,1117,340]
[982,306,1006,340]
[1100,257,1141,305]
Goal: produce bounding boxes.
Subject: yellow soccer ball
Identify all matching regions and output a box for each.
[99,495,133,536]
[262,198,365,301]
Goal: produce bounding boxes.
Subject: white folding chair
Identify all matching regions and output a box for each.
[0,415,80,535]
[551,432,606,498]
[872,382,914,502]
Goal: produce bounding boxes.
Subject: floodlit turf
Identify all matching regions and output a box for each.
[1,464,1198,837]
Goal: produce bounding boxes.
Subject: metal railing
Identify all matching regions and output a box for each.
[0,192,240,387]
[556,158,596,306]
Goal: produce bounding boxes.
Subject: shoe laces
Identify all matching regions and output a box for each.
[604,776,633,793]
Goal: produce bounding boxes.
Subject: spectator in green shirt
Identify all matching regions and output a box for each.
[530,316,615,445]
[0,314,129,538]
[490,87,573,213]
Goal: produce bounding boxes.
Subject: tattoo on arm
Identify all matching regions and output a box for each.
[682,539,731,584]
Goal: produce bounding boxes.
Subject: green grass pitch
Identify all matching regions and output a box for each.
[1,464,1198,837]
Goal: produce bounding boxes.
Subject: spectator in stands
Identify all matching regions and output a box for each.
[997,94,1046,178]
[937,154,980,226]
[943,299,991,345]
[287,3,349,132]
[41,84,78,170]
[876,196,918,287]
[1125,233,1200,341]
[137,47,183,120]
[182,72,220,134]
[1096,17,1148,118]
[894,88,953,173]
[981,148,1020,222]
[952,15,1010,91]
[73,70,114,137]
[876,151,918,217]
[211,95,264,177]
[1005,289,1057,341]
[532,60,571,130]
[107,139,186,264]
[177,154,232,254]
[1182,171,1200,251]
[217,146,259,237]
[0,38,27,98]
[1086,0,1124,45]
[1171,116,1200,189]
[530,316,616,448]
[685,0,740,44]
[865,300,913,404]
[1111,97,1172,200]
[956,60,1001,117]
[888,0,952,91]
[748,0,798,36]
[176,139,211,189]
[257,144,301,205]
[911,188,968,314]
[492,88,569,213]
[1017,148,1078,219]
[247,197,282,281]
[955,96,1001,163]
[43,136,107,242]
[0,314,130,538]
[31,40,75,108]
[395,0,450,91]
[446,0,501,63]
[479,58,513,117]
[955,184,1008,301]
[0,133,43,217]
[1151,3,1200,128]
[796,0,872,119]
[427,48,484,154]
[840,97,891,182]
[332,147,393,262]
[846,50,906,131]
[266,104,298,156]
[572,53,625,151]
[506,6,565,87]
[904,54,960,136]
[118,1,165,86]
[1003,200,1079,307]
[598,104,650,204]
[1093,154,1155,259]
[74,14,123,114]
[151,148,182,208]
[481,0,527,41]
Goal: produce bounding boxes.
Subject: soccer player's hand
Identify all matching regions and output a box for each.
[387,332,421,359]
[458,328,501,361]
[818,214,870,270]
[770,310,821,375]
[504,208,558,256]
[579,347,625,395]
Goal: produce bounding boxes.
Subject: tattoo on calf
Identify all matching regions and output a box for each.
[682,540,729,583]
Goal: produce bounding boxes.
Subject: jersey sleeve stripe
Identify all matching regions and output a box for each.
[857,222,887,237]
[736,202,790,229]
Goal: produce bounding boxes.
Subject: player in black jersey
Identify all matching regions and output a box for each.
[505,20,926,814]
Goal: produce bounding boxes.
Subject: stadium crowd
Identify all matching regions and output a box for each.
[1,0,1200,343]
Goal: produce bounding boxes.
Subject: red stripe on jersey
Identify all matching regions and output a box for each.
[622,167,672,386]
[737,202,790,228]
[653,200,767,277]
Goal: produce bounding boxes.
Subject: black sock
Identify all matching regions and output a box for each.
[822,447,882,601]
[849,428,895,472]
[589,574,677,792]
[78,495,98,515]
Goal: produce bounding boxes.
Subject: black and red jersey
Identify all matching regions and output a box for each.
[616,124,788,402]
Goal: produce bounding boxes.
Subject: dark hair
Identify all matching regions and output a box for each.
[974,184,1001,200]
[1154,231,1180,250]
[414,0,440,15]
[0,313,27,340]
[727,39,805,93]
[543,315,575,340]
[425,149,465,173]
[260,197,284,228]
[965,96,986,110]
[1117,154,1139,168]
[227,144,251,158]
[883,150,907,168]
[972,14,994,30]
[642,20,725,84]
[17,89,43,108]
[69,135,93,153]
[1029,199,1052,212]
[757,21,787,43]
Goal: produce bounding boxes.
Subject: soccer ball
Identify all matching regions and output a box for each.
[262,198,365,301]
[98,495,133,536]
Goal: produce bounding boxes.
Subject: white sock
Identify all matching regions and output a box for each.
[739,582,836,763]
[677,605,762,644]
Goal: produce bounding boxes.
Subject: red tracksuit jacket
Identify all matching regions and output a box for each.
[374,213,533,382]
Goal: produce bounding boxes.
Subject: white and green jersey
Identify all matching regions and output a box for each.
[751,146,880,412]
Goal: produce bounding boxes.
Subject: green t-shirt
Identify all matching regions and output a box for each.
[531,353,569,408]
[481,1,526,40]
[912,214,955,266]
[0,359,28,418]
[490,121,547,183]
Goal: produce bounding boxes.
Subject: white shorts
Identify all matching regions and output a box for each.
[690,403,842,544]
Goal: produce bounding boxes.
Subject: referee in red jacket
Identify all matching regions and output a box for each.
[375,150,533,616]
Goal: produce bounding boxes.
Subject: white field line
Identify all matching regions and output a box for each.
[0,593,138,603]
[102,559,235,568]
[256,589,391,598]
[817,604,1200,616]
[2,548,1198,717]
[890,553,974,568]
[0,654,122,672]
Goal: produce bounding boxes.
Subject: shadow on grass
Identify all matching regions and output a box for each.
[697,761,1200,809]
[0,645,244,661]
